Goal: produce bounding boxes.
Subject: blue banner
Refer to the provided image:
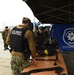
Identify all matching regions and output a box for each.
[50,24,74,51]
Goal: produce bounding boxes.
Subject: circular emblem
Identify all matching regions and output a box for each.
[63,28,74,47]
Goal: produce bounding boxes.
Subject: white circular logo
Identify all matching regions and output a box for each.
[63,28,74,47]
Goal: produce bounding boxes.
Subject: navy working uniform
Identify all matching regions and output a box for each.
[6,17,36,75]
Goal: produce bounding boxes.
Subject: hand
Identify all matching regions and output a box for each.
[30,59,36,65]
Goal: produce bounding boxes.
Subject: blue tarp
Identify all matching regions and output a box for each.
[50,24,74,51]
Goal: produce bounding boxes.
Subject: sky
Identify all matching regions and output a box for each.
[0,0,39,30]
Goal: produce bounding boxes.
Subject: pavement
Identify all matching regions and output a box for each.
[0,33,12,75]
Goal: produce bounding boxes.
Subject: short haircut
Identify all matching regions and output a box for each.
[5,26,8,28]
[22,17,31,24]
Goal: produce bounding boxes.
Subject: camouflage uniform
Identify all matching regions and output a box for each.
[35,29,50,52]
[2,27,9,50]
[35,31,49,45]
[11,56,30,74]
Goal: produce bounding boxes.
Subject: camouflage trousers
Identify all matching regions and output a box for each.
[11,56,30,75]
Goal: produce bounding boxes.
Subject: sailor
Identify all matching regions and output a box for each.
[6,17,36,75]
